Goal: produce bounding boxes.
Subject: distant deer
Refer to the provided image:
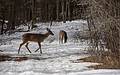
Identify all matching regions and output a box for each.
[59,30,68,44]
[18,28,54,54]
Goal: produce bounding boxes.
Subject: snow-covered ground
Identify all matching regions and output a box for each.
[0,20,120,75]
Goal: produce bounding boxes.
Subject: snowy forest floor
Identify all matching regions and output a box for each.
[0,20,120,75]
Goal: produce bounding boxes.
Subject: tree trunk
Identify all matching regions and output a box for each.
[1,19,5,35]
[56,0,59,21]
[31,0,35,29]
[67,0,71,21]
[62,0,66,23]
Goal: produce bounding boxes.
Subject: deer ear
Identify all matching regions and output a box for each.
[46,28,50,31]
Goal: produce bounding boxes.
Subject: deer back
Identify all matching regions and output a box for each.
[22,33,47,42]
[22,28,54,43]
[59,30,68,43]
[59,31,66,38]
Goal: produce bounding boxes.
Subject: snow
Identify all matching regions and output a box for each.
[0,20,120,75]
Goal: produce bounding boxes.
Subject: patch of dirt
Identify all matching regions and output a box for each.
[0,54,28,62]
[77,55,120,69]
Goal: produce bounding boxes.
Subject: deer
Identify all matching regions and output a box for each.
[59,30,68,44]
[18,28,54,54]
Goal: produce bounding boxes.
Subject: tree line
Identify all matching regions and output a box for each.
[0,0,86,34]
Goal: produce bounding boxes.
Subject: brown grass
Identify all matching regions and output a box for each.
[78,55,120,69]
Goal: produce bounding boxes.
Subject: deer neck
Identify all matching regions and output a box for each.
[44,32,50,38]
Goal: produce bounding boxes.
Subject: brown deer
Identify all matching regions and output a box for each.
[59,30,68,44]
[18,28,54,54]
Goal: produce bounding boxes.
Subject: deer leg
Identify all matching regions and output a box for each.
[63,37,65,43]
[61,36,63,44]
[18,41,26,54]
[35,47,39,52]
[25,42,32,53]
[35,42,42,53]
[38,42,42,54]
[59,36,62,44]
